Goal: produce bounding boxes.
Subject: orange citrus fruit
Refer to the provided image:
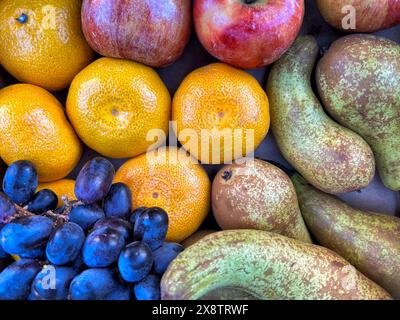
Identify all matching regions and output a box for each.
[37,179,76,208]
[172,63,270,164]
[115,147,211,243]
[0,84,82,182]
[0,0,93,91]
[67,57,171,159]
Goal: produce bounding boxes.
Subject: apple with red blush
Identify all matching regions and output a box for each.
[81,0,191,67]
[193,0,305,69]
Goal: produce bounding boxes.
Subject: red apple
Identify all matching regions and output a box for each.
[193,0,304,69]
[317,0,400,32]
[81,0,191,67]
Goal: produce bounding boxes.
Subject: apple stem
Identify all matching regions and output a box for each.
[244,0,258,4]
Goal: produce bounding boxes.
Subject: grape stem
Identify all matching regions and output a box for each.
[14,205,34,218]
[6,196,83,227]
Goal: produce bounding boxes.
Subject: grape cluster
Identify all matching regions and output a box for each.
[0,158,184,300]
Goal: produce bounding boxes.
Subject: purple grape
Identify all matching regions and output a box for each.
[74,158,115,204]
[27,189,58,214]
[134,274,161,300]
[2,160,38,206]
[94,217,132,241]
[153,242,184,274]
[0,192,16,224]
[133,207,169,250]
[83,227,126,268]
[104,183,132,219]
[118,242,153,283]
[68,203,105,231]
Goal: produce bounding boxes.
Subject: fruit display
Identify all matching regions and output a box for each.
[0,0,399,302]
[316,34,400,191]
[0,159,182,300]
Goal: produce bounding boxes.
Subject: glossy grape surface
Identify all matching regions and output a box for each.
[68,203,105,231]
[94,217,132,241]
[75,158,115,204]
[30,265,78,300]
[27,189,58,214]
[153,242,184,274]
[104,183,132,219]
[2,160,38,205]
[0,193,16,224]
[134,274,161,300]
[133,207,169,250]
[118,241,153,283]
[82,227,126,268]
[0,216,53,258]
[0,259,41,300]
[130,207,147,225]
[69,268,129,300]
[46,222,85,266]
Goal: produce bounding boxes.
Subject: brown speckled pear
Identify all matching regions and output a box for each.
[212,159,311,243]
[266,36,375,194]
[161,230,391,300]
[292,173,400,299]
[317,34,400,191]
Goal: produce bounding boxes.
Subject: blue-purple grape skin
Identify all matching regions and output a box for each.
[0,193,16,224]
[46,222,85,266]
[0,216,53,258]
[104,183,132,219]
[153,242,184,274]
[74,158,115,204]
[2,160,38,206]
[68,203,105,231]
[82,227,126,268]
[27,189,58,214]
[133,207,169,250]
[30,265,78,300]
[69,268,129,300]
[134,274,161,300]
[0,259,41,300]
[118,241,153,283]
[93,217,132,241]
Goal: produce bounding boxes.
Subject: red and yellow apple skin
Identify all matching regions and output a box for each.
[193,0,304,69]
[81,0,191,67]
[317,0,400,33]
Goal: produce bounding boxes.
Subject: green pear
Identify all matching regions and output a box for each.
[266,36,375,194]
[292,173,400,299]
[161,230,391,300]
[317,34,400,191]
